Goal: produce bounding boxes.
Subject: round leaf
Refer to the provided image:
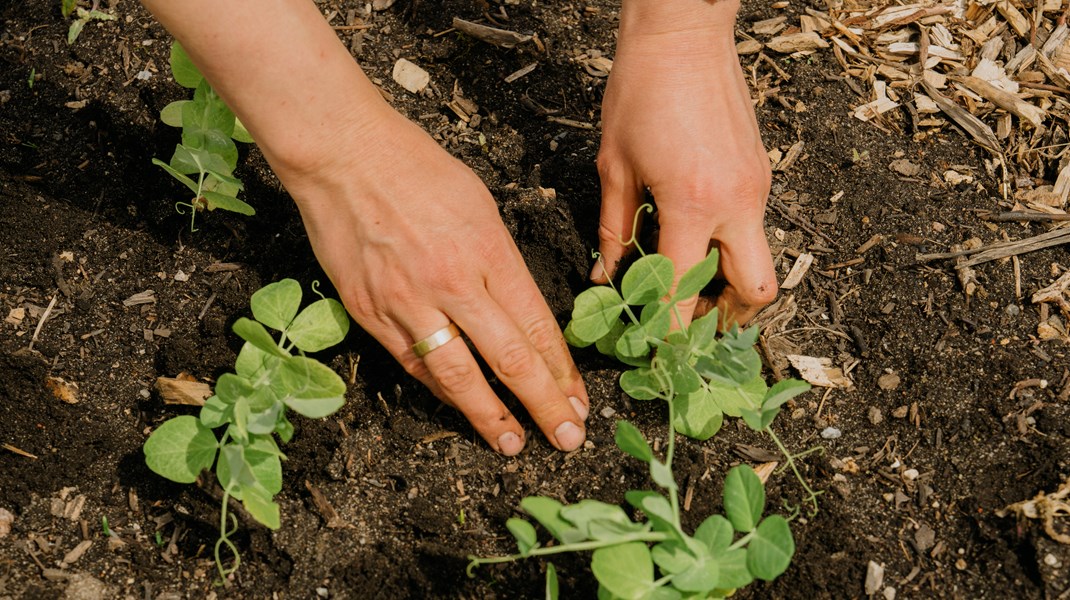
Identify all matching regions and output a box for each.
[620,368,660,401]
[672,387,724,441]
[233,318,289,358]
[144,415,218,484]
[506,518,538,556]
[747,515,795,580]
[287,298,350,352]
[276,356,346,419]
[251,279,302,332]
[674,249,719,299]
[621,254,674,305]
[694,514,734,553]
[569,287,625,343]
[169,42,204,88]
[723,465,765,532]
[591,542,656,600]
[614,420,653,462]
[160,100,188,128]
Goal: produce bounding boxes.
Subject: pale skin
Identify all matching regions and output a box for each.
[139,0,777,456]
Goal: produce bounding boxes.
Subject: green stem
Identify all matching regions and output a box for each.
[467,531,671,573]
[727,530,756,551]
[766,428,823,517]
[666,392,680,526]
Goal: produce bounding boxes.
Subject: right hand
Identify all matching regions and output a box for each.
[275,103,589,456]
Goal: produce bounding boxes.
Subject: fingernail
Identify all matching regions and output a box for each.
[497,431,524,456]
[569,396,589,422]
[589,261,606,282]
[554,421,585,451]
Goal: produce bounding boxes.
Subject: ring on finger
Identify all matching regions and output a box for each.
[412,322,462,358]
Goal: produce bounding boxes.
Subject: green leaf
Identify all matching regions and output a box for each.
[200,394,231,429]
[673,249,719,299]
[694,343,763,387]
[182,81,238,166]
[215,435,283,499]
[626,492,680,541]
[241,485,281,530]
[715,548,754,589]
[639,301,671,342]
[287,298,350,352]
[723,465,764,533]
[591,543,657,600]
[546,563,559,600]
[143,416,218,484]
[569,287,626,343]
[232,117,254,143]
[705,376,766,418]
[559,500,639,541]
[506,518,538,556]
[202,191,255,215]
[276,412,294,443]
[621,254,674,305]
[235,342,277,381]
[171,143,230,177]
[160,100,188,128]
[616,324,651,360]
[595,319,627,357]
[521,497,586,544]
[563,322,593,348]
[763,379,811,412]
[67,19,86,45]
[658,342,701,396]
[620,368,660,401]
[276,356,346,419]
[216,444,281,529]
[152,158,199,195]
[694,514,734,553]
[671,387,724,441]
[686,309,720,354]
[251,279,302,332]
[747,515,795,581]
[650,540,693,574]
[61,0,78,18]
[170,42,204,88]
[614,420,653,462]
[649,460,677,492]
[671,544,720,594]
[233,318,290,358]
[740,406,775,432]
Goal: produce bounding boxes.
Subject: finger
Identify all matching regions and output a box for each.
[711,224,778,327]
[486,252,588,410]
[451,293,587,452]
[366,316,455,407]
[397,316,528,456]
[655,209,717,329]
[593,155,643,283]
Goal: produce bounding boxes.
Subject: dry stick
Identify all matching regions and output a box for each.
[915,227,1070,266]
[768,198,838,247]
[28,294,58,351]
[982,211,1070,222]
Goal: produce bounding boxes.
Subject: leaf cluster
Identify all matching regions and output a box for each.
[62,0,116,45]
[143,280,349,573]
[153,42,256,230]
[565,250,809,440]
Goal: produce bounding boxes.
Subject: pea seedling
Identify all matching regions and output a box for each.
[153,42,256,231]
[144,279,350,578]
[62,0,116,45]
[469,207,817,597]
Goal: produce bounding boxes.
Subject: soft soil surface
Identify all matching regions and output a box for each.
[2,1,1070,599]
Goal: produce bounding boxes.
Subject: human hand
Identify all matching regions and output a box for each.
[595,0,778,327]
[279,104,589,456]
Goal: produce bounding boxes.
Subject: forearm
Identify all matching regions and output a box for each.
[140,0,385,174]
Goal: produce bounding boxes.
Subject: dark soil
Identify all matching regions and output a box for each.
[2,1,1069,599]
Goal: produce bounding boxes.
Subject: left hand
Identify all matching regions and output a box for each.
[594,0,779,328]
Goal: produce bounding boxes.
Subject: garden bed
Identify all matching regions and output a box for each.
[1,1,1069,598]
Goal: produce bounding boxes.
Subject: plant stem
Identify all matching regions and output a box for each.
[467,531,671,571]
[665,393,680,526]
[766,428,822,517]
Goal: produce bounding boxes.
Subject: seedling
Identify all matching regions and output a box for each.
[61,0,116,45]
[144,279,350,577]
[469,206,817,597]
[153,42,255,231]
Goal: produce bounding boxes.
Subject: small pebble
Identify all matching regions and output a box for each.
[902,468,919,481]
[1044,553,1060,567]
[955,558,967,570]
[820,427,842,439]
[0,507,13,538]
[599,406,616,419]
[135,70,153,80]
[1006,304,1021,316]
[174,270,189,282]
[316,588,329,598]
[883,587,897,600]
[868,406,883,425]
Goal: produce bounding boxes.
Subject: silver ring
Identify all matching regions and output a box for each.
[412,323,461,358]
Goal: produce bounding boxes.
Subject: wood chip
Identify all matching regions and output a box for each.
[154,376,212,406]
[122,290,156,307]
[304,481,349,528]
[921,80,1001,155]
[46,376,79,404]
[5,307,24,326]
[766,32,829,53]
[736,39,763,55]
[452,17,532,48]
[787,355,854,388]
[780,253,814,290]
[504,62,538,83]
[62,540,93,566]
[956,76,1046,128]
[391,58,430,94]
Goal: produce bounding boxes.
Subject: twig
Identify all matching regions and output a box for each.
[916,228,1070,266]
[981,211,1070,222]
[28,294,58,351]
[2,443,38,459]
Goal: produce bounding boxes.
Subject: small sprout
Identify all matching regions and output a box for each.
[100,515,111,537]
[155,531,164,548]
[143,279,350,578]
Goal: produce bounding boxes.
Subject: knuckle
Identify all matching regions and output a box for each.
[524,318,563,357]
[434,359,478,396]
[597,221,622,246]
[495,341,538,381]
[399,356,431,381]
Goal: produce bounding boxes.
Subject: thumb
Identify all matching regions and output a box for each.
[592,158,642,283]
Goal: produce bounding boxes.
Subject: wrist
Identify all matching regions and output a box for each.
[619,0,740,39]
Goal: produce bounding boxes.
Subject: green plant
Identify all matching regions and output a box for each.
[143,279,350,577]
[62,0,116,45]
[153,42,255,231]
[468,207,816,597]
